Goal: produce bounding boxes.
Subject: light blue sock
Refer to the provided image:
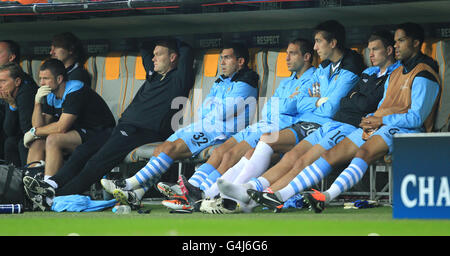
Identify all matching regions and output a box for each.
[189,163,216,188]
[128,152,173,189]
[199,170,221,191]
[326,157,368,202]
[278,157,332,202]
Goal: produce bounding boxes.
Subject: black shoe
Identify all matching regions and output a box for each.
[178,174,203,212]
[112,189,142,210]
[23,176,55,198]
[247,189,284,213]
[303,189,326,213]
[23,176,54,211]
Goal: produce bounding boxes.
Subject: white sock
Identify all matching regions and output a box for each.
[277,185,297,202]
[46,197,53,207]
[226,157,249,183]
[217,178,253,204]
[203,157,249,198]
[233,141,273,185]
[133,187,147,200]
[45,179,58,189]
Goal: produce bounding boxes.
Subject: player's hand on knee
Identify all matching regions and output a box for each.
[24,128,41,148]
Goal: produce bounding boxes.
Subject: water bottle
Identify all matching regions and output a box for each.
[112,205,131,214]
[0,204,24,214]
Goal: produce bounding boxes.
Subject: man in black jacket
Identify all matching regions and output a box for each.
[0,40,38,166]
[23,38,195,210]
[0,62,38,166]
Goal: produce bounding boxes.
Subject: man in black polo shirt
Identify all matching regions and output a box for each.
[50,32,91,88]
[0,40,38,166]
[23,38,194,210]
[23,59,115,210]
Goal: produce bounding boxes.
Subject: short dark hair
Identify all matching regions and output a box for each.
[155,38,179,56]
[289,38,314,61]
[40,58,68,81]
[396,22,425,46]
[314,20,346,50]
[0,40,21,64]
[222,42,250,67]
[0,62,25,80]
[51,32,87,64]
[368,30,395,49]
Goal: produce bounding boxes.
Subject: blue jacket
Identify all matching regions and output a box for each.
[296,49,364,125]
[197,67,259,135]
[261,67,316,129]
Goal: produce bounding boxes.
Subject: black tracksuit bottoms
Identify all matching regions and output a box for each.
[4,136,28,167]
[51,122,170,196]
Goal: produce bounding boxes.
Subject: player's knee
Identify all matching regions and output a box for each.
[45,134,62,149]
[283,150,298,163]
[211,144,227,159]
[222,149,235,163]
[153,142,167,156]
[355,147,376,163]
[321,149,336,164]
[160,141,177,156]
[244,148,254,159]
[292,156,307,171]
[259,132,272,143]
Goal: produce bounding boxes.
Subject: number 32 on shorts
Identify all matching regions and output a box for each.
[191,132,209,146]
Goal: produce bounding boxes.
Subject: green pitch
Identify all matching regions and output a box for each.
[0,205,449,236]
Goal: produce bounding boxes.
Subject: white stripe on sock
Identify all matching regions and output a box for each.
[311,163,325,179]
[349,164,364,180]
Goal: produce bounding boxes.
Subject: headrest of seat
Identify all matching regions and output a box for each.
[276,50,290,77]
[135,56,146,80]
[105,52,122,80]
[203,49,220,77]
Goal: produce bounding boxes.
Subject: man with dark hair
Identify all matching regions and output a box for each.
[23,58,115,210]
[220,30,400,212]
[50,32,91,88]
[259,22,440,213]
[101,42,259,208]
[314,20,347,51]
[23,38,195,211]
[0,62,38,166]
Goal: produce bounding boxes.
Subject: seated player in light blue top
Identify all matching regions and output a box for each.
[216,30,399,211]
[247,23,441,213]
[101,42,259,207]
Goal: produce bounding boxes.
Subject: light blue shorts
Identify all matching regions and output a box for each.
[232,121,281,148]
[304,120,358,150]
[346,125,419,153]
[167,123,230,156]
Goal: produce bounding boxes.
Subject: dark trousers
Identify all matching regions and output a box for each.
[53,123,170,196]
[4,136,28,167]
